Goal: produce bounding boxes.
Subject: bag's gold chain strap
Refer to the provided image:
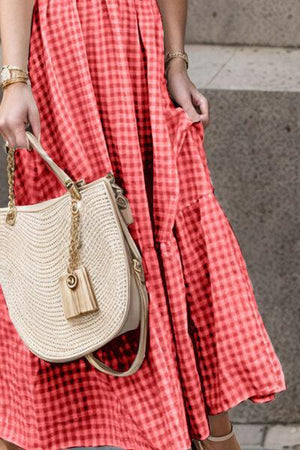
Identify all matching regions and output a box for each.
[6,146,17,225]
[68,198,80,275]
[66,198,81,287]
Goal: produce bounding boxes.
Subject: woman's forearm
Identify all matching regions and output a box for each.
[0,0,35,70]
[156,0,187,55]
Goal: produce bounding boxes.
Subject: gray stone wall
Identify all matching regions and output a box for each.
[186,0,300,48]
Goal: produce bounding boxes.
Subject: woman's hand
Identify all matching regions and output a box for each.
[0,82,41,149]
[165,58,210,128]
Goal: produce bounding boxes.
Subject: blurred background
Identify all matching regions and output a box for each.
[184,1,300,449]
[0,1,299,449]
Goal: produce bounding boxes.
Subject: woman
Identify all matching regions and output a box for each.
[0,0,286,449]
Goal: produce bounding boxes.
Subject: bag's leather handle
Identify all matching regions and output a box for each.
[85,266,148,376]
[25,131,77,191]
[5,132,81,225]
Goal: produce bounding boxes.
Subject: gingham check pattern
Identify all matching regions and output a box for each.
[0,0,286,449]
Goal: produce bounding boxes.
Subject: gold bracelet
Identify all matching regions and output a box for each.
[1,77,29,90]
[164,50,189,70]
[0,64,29,90]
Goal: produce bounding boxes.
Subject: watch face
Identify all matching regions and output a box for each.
[0,67,11,83]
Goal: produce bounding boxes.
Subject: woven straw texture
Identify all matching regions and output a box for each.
[0,0,286,449]
[0,180,130,362]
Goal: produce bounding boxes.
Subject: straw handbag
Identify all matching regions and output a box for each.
[0,131,149,377]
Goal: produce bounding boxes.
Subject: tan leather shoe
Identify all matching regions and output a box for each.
[192,422,241,450]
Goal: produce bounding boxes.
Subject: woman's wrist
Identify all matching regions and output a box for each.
[2,81,30,97]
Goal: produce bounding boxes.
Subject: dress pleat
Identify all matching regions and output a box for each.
[0,0,286,449]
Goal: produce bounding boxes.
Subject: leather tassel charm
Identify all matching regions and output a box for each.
[59,266,99,319]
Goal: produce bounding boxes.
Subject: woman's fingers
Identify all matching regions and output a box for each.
[180,98,203,123]
[0,122,19,149]
[0,121,30,149]
[0,83,39,150]
[14,125,31,149]
[179,90,210,127]
[0,129,11,149]
[191,89,210,128]
[27,103,41,141]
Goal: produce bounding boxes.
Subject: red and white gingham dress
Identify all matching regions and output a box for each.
[0,0,286,449]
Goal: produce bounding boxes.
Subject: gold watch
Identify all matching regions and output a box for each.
[0,65,29,89]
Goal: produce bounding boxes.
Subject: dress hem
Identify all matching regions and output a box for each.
[202,384,286,417]
[0,434,192,450]
[0,386,286,450]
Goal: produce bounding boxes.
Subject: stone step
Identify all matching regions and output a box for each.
[187,44,300,91]
[186,0,300,48]
[0,44,299,426]
[233,424,300,448]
